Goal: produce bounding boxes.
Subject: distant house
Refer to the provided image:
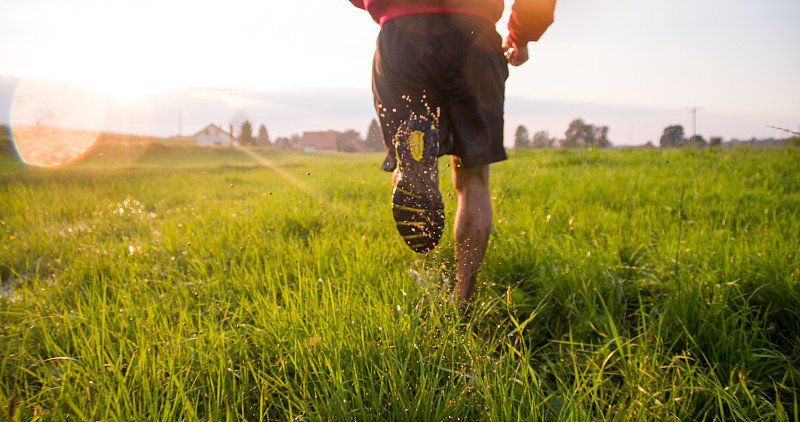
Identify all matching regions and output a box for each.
[191,124,235,147]
[300,131,338,152]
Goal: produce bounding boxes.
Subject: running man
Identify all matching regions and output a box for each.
[349,0,556,311]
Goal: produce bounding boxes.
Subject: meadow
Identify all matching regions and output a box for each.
[0,142,798,421]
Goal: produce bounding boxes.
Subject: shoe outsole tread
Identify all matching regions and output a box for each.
[391,115,444,253]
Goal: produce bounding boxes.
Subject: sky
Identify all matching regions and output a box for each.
[1,0,799,147]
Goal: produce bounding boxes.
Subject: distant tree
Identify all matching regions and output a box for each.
[290,134,302,147]
[275,134,300,150]
[364,119,384,152]
[239,120,255,146]
[709,136,723,147]
[660,125,684,148]
[514,125,530,149]
[230,112,248,138]
[0,124,12,156]
[562,118,596,148]
[274,136,291,149]
[337,129,362,153]
[531,130,554,148]
[257,125,270,147]
[687,134,707,147]
[593,125,611,148]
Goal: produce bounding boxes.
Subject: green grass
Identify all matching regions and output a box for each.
[1,146,798,421]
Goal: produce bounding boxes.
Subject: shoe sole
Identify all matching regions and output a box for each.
[391,115,444,253]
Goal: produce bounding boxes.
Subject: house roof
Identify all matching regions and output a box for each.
[191,123,232,138]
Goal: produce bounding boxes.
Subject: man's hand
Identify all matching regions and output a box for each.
[502,36,529,67]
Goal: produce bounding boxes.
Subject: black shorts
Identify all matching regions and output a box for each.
[373,13,509,171]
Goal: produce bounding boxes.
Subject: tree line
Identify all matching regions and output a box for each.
[514,118,611,149]
[657,125,799,148]
[514,118,800,149]
[233,119,384,153]
[658,125,718,148]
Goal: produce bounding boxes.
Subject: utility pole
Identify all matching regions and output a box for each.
[689,106,702,142]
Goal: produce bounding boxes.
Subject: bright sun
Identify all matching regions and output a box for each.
[10,78,106,167]
[86,72,174,103]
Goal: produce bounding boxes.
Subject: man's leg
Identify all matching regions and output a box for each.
[450,157,491,306]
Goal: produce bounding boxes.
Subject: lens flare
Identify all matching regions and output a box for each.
[10,78,105,167]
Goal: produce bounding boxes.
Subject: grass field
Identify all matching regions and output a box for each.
[1,143,798,421]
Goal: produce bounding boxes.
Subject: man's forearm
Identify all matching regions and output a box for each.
[349,0,366,10]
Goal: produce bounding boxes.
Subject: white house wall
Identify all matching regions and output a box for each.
[193,125,234,147]
[195,133,230,146]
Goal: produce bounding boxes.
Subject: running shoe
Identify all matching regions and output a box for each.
[391,115,444,253]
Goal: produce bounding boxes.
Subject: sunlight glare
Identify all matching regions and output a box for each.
[10,78,106,167]
[88,73,174,103]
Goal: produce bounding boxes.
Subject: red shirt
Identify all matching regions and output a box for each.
[349,0,555,44]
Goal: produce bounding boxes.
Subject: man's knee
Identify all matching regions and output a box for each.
[451,157,489,194]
